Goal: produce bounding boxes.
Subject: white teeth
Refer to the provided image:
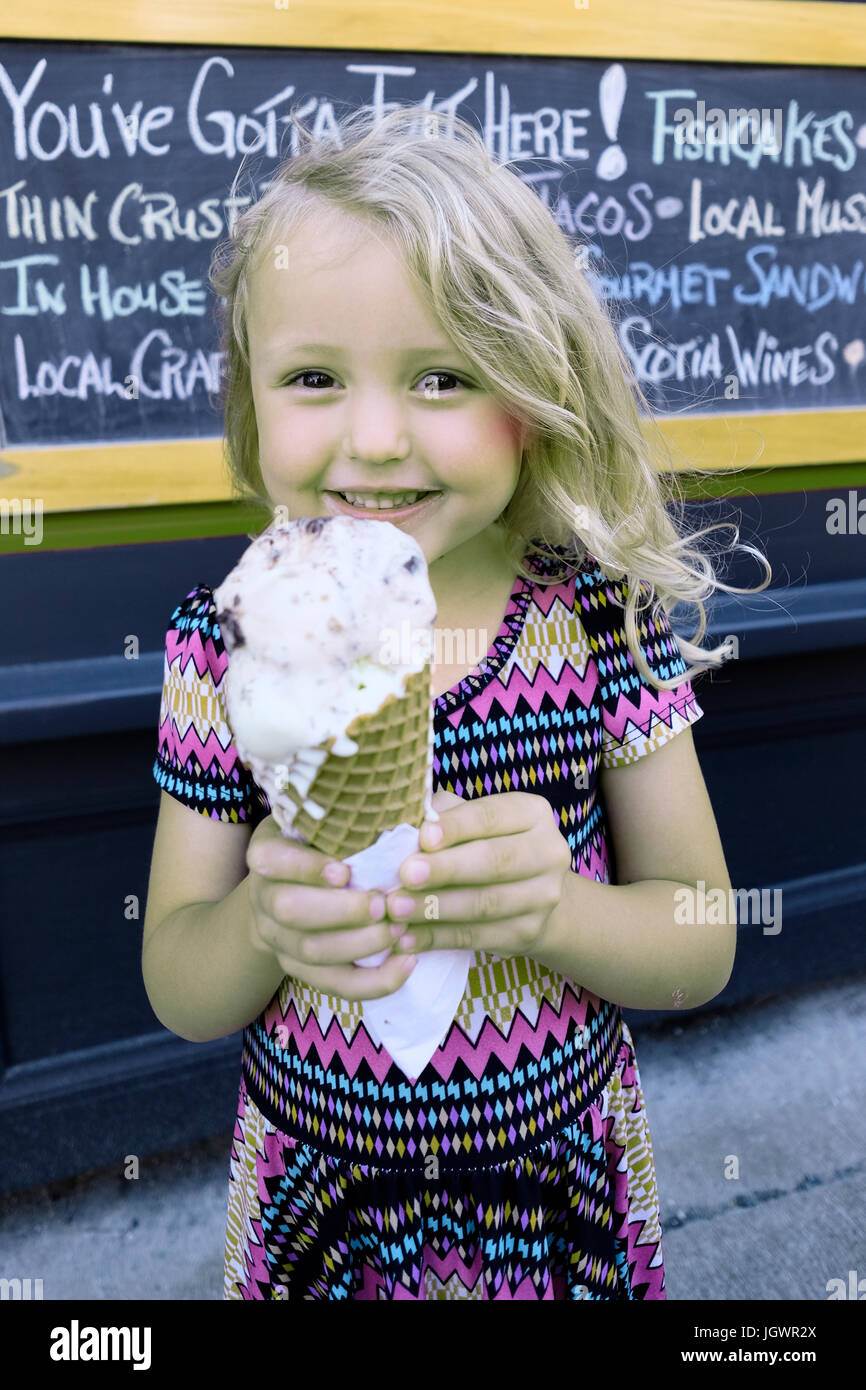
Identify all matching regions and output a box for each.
[337,491,430,510]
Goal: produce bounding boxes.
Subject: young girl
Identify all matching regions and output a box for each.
[144,105,770,1300]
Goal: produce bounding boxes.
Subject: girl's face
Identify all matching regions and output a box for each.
[246,208,526,574]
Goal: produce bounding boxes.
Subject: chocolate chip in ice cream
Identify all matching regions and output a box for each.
[215,609,246,650]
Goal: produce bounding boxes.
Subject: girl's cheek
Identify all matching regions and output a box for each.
[480,406,527,454]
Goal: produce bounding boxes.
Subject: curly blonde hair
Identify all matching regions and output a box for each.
[209,103,771,692]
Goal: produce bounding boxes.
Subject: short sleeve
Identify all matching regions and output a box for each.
[581,571,704,770]
[152,584,270,826]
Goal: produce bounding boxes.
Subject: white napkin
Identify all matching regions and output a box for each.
[347,823,472,1079]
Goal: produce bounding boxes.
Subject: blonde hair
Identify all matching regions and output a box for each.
[209,104,772,692]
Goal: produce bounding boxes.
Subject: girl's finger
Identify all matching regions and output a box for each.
[389,872,557,922]
[249,833,349,887]
[265,881,385,929]
[417,790,536,854]
[291,919,407,967]
[401,832,538,891]
[392,915,543,957]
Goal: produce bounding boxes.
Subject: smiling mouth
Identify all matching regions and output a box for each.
[325,490,442,514]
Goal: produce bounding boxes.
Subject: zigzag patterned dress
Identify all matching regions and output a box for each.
[152,542,704,1299]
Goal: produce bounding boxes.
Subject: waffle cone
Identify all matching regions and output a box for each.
[275,664,433,859]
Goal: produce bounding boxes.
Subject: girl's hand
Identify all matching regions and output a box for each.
[246,814,418,1002]
[385,789,573,959]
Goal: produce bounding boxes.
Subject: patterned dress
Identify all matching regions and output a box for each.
[152,542,704,1299]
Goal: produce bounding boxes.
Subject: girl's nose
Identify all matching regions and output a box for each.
[342,403,411,463]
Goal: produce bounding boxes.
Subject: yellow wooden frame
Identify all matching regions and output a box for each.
[3,410,862,513]
[2,1,864,512]
[3,1,865,63]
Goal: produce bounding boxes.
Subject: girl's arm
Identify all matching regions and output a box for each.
[142,792,286,1042]
[533,728,736,1010]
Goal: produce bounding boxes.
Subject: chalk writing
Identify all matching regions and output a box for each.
[0,45,862,446]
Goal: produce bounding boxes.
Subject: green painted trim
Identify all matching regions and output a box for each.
[672,460,866,501]
[0,501,272,554]
[1,463,864,553]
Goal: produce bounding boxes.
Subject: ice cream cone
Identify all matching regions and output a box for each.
[269,663,434,859]
[213,513,437,860]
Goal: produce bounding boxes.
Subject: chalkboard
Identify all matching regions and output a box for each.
[1,40,864,450]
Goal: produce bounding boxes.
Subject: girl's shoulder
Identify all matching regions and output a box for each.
[524,543,673,634]
[522,539,703,723]
[164,581,221,644]
[160,581,230,687]
[154,581,269,827]
[522,540,607,600]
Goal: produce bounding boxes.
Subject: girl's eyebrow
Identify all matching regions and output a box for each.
[271,340,462,359]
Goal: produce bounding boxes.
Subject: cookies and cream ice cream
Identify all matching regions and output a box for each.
[213,513,437,844]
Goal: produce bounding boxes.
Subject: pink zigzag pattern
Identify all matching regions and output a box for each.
[524,575,577,617]
[598,1105,666,1300]
[262,978,605,1087]
[237,1119,314,1298]
[158,717,240,778]
[625,1217,666,1299]
[444,651,598,727]
[353,1245,562,1299]
[228,1087,273,1299]
[165,626,228,685]
[602,680,698,746]
[351,1244,478,1299]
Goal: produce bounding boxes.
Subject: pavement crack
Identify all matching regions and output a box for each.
[664,1160,866,1230]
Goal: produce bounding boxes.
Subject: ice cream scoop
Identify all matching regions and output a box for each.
[213,512,438,846]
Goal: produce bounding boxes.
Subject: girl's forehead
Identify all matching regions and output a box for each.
[260,204,378,262]
[249,221,416,312]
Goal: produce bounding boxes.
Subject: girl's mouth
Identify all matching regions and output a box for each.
[323,490,443,520]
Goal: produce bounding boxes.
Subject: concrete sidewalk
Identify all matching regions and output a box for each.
[2,970,864,1301]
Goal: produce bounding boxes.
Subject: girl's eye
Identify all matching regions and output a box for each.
[417,371,465,395]
[282,371,466,392]
[283,370,335,390]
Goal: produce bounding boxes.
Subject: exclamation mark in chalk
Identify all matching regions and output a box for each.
[595,63,627,181]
